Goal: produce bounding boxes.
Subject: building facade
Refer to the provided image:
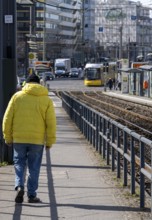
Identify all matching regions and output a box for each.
[17,0,82,71]
[83,0,152,63]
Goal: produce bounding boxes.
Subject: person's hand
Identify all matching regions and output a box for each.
[45,145,52,150]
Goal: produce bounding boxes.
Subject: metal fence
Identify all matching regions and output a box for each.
[61,92,152,210]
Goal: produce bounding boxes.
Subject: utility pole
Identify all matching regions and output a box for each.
[119,25,123,59]
[0,0,16,162]
[81,0,85,66]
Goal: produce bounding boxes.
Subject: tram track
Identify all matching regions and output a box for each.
[66,91,152,139]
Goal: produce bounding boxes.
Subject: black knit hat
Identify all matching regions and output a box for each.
[26,73,40,84]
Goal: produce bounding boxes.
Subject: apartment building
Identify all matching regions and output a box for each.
[83,0,152,62]
[17,0,82,67]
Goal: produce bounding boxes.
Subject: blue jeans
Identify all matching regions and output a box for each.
[13,143,44,197]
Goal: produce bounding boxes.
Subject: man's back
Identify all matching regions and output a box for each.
[3,82,56,146]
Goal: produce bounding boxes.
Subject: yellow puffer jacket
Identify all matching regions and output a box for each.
[2,83,56,147]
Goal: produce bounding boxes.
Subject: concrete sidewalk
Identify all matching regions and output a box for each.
[0,94,151,220]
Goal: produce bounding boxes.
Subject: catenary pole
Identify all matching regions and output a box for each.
[0,0,16,163]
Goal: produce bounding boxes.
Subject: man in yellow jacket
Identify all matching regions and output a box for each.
[2,73,56,203]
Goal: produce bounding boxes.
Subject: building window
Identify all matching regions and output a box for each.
[36,12,44,18]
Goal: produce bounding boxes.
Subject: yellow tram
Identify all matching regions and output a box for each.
[84,62,117,86]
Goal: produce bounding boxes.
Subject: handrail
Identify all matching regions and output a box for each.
[61,91,152,211]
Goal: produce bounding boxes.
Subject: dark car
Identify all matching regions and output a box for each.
[69,68,79,77]
[42,72,55,81]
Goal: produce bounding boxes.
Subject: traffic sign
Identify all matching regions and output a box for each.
[29,53,35,60]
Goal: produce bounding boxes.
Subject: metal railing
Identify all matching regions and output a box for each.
[61,92,152,211]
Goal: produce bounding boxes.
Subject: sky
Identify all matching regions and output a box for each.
[133,0,152,6]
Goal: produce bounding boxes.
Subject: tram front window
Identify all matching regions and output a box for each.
[86,68,100,80]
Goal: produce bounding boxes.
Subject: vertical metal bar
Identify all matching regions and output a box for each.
[90,111,92,145]
[93,113,96,148]
[140,142,145,208]
[85,108,88,139]
[87,108,89,141]
[117,127,120,178]
[106,122,110,165]
[102,118,106,159]
[79,105,82,132]
[81,105,83,131]
[131,136,135,194]
[123,131,128,186]
[87,108,89,140]
[95,114,99,151]
[111,124,115,171]
[98,116,102,154]
[70,98,73,119]
[85,107,88,139]
[88,109,91,142]
[83,107,86,137]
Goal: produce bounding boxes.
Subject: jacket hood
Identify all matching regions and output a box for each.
[22,83,48,96]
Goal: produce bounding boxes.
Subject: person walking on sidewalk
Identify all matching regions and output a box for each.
[2,73,56,203]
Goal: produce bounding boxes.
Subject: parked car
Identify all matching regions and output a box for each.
[55,69,66,78]
[41,72,54,80]
[38,72,55,81]
[69,68,79,77]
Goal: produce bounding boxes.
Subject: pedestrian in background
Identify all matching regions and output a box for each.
[112,78,116,89]
[2,73,56,203]
[107,78,113,90]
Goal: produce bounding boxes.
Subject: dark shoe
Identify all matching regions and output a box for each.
[15,187,24,203]
[28,196,41,203]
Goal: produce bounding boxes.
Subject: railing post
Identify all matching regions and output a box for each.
[95,114,99,151]
[117,127,121,178]
[83,107,86,137]
[123,131,128,186]
[140,141,145,208]
[93,113,96,148]
[86,108,89,141]
[88,109,92,144]
[111,124,115,171]
[131,136,135,194]
[70,98,73,120]
[106,122,110,165]
[79,105,82,132]
[98,116,102,155]
[102,118,106,159]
